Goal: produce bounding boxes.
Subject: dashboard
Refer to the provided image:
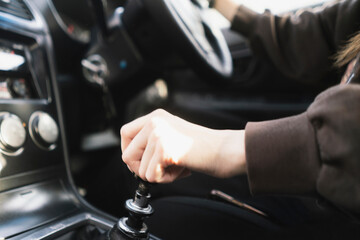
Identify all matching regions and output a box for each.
[0,0,60,181]
[0,0,117,239]
[49,0,93,44]
[0,36,46,99]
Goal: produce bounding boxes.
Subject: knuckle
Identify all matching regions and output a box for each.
[138,164,147,180]
[145,172,155,183]
[153,108,166,116]
[120,125,128,137]
[159,148,165,159]
[148,118,158,129]
[155,142,165,157]
[122,153,130,164]
[138,169,146,181]
[150,131,161,142]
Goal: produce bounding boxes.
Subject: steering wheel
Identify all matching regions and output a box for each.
[125,0,233,81]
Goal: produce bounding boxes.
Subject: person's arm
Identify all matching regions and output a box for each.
[245,84,360,213]
[212,0,239,22]
[214,0,360,82]
[120,109,247,183]
[121,85,360,213]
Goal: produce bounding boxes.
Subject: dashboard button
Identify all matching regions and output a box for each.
[38,113,59,144]
[29,112,59,150]
[0,112,26,153]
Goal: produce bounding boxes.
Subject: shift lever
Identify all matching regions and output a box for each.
[107,179,154,240]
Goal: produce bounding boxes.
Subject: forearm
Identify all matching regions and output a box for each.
[245,113,320,195]
[245,85,360,213]
[213,0,239,22]
[210,129,246,178]
[218,0,360,82]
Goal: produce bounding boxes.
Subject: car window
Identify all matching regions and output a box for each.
[234,0,334,13]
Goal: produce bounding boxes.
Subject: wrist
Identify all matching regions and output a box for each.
[213,0,239,22]
[213,129,247,178]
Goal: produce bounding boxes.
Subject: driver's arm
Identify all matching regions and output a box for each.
[214,0,360,83]
[121,84,360,214]
[246,84,360,213]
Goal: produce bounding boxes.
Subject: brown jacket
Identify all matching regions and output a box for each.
[231,0,360,213]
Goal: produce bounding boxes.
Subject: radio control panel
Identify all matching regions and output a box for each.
[0,28,64,188]
[0,112,26,155]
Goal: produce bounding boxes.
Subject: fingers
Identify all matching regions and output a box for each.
[157,165,189,183]
[137,140,185,183]
[120,109,169,152]
[122,123,152,175]
[138,132,156,179]
[121,109,169,179]
[120,109,192,183]
[145,145,179,183]
[145,144,164,182]
[120,114,150,152]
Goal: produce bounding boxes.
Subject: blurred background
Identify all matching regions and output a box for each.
[234,0,333,13]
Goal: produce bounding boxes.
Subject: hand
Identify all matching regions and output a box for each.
[213,0,239,22]
[120,109,247,183]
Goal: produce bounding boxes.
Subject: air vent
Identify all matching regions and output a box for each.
[0,0,34,21]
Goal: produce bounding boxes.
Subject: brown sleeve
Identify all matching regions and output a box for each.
[230,1,360,82]
[245,85,360,213]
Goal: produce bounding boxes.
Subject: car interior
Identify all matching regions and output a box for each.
[0,0,359,239]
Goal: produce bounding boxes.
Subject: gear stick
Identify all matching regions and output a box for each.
[107,179,154,240]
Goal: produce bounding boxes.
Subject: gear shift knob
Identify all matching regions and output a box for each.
[107,179,154,240]
[134,180,152,207]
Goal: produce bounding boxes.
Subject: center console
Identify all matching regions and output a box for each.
[0,0,118,239]
[0,1,163,239]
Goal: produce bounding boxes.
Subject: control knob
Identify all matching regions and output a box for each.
[29,112,59,150]
[0,112,26,154]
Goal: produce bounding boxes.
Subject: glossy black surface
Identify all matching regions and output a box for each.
[0,1,114,239]
[0,1,62,185]
[0,180,78,238]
